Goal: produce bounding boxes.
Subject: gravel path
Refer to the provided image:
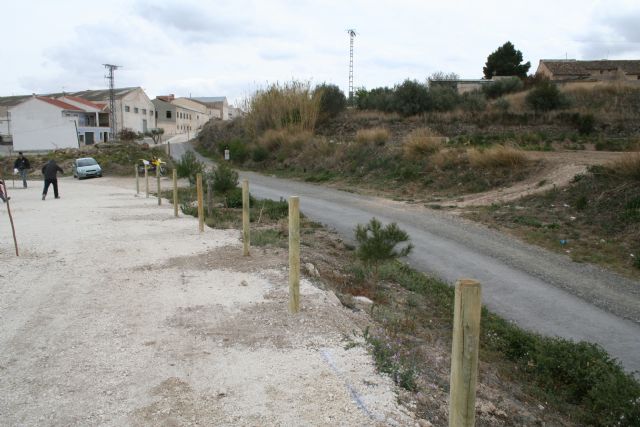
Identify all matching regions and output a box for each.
[0,177,416,426]
[170,142,640,374]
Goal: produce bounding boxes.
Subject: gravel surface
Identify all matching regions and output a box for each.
[0,177,417,426]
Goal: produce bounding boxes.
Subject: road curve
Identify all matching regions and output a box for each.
[171,142,640,374]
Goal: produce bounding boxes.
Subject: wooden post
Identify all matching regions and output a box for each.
[449,279,482,427]
[135,164,139,195]
[156,165,161,205]
[173,169,178,217]
[167,141,171,157]
[207,182,213,218]
[288,196,300,313]
[242,179,250,256]
[2,181,18,256]
[196,173,204,232]
[144,164,149,198]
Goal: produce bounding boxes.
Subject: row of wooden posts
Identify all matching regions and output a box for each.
[135,164,481,427]
[135,165,303,315]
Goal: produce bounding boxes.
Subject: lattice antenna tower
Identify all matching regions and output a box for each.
[347,29,357,103]
[103,63,121,140]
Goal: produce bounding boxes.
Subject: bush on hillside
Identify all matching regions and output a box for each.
[526,81,569,112]
[212,162,238,193]
[176,151,204,184]
[314,84,347,123]
[460,91,488,112]
[467,145,527,169]
[402,128,443,158]
[393,79,431,116]
[356,127,390,145]
[245,81,320,137]
[482,77,524,99]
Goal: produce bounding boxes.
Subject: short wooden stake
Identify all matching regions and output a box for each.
[242,179,250,256]
[144,165,149,198]
[196,173,204,232]
[449,279,482,427]
[167,141,171,157]
[135,165,139,194]
[173,169,178,217]
[156,165,161,205]
[288,196,300,313]
[207,182,213,218]
[2,182,19,256]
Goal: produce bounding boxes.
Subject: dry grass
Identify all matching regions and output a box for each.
[605,153,640,180]
[429,148,463,170]
[402,127,446,158]
[350,110,401,122]
[245,81,320,138]
[355,127,391,145]
[258,129,313,153]
[467,145,527,169]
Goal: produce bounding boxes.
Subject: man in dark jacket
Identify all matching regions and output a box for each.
[13,152,31,188]
[41,159,63,200]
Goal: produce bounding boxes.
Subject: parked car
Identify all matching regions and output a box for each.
[72,157,102,179]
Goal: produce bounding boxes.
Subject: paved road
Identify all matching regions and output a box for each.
[171,142,640,374]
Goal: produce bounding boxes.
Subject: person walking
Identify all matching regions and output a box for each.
[41,159,63,200]
[13,152,31,188]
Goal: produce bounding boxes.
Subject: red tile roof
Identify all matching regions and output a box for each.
[61,95,103,110]
[36,96,84,111]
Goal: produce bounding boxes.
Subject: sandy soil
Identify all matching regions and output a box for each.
[446,150,628,207]
[0,177,419,426]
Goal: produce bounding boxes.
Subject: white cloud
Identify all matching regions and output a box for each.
[1,0,639,102]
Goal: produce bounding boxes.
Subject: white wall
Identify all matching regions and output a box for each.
[118,88,156,133]
[11,98,78,151]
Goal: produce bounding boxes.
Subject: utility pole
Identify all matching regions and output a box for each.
[347,29,357,104]
[103,64,121,141]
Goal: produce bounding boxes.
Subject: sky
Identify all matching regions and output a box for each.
[2,0,639,106]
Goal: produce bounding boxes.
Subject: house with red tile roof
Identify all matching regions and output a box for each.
[10,95,111,151]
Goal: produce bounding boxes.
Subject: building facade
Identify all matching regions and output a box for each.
[152,95,214,137]
[536,60,640,82]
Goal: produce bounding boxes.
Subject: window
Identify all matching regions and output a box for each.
[166,111,172,119]
[149,110,153,116]
[134,107,139,114]
[124,106,130,112]
[142,109,147,115]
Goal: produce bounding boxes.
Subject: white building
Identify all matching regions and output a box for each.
[191,96,229,121]
[66,87,156,134]
[152,95,214,137]
[11,96,84,151]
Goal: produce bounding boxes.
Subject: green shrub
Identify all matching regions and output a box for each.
[224,187,254,208]
[429,85,460,111]
[175,151,204,184]
[314,83,347,122]
[213,162,239,193]
[355,218,413,280]
[482,77,524,99]
[252,229,284,247]
[251,145,269,162]
[226,138,250,163]
[258,198,289,220]
[526,81,569,112]
[460,91,487,112]
[576,113,596,135]
[393,79,430,116]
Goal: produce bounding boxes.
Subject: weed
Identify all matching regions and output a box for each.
[175,151,204,184]
[354,218,413,281]
[252,229,285,247]
[402,127,443,158]
[467,145,527,169]
[355,127,390,145]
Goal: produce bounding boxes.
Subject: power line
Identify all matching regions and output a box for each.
[103,64,121,140]
[347,29,357,104]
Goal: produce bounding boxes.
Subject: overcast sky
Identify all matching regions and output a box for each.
[2,0,639,105]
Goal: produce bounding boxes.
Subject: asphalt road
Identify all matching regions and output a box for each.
[171,141,640,374]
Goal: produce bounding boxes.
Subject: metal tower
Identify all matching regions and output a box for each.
[103,64,121,140]
[347,29,357,103]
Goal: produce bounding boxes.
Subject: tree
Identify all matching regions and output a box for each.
[145,128,164,145]
[483,41,531,79]
[355,218,413,281]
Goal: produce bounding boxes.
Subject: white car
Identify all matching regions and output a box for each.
[72,157,102,179]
